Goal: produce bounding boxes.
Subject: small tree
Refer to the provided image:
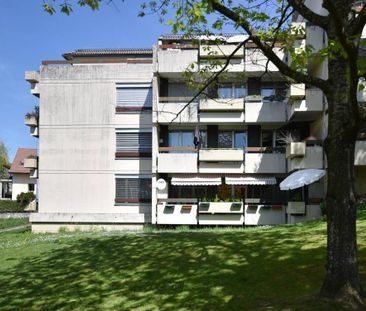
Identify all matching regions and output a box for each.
[0,141,10,179]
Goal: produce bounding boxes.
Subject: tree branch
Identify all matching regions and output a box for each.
[209,0,329,92]
[287,0,328,29]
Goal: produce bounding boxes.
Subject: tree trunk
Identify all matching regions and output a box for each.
[320,62,364,307]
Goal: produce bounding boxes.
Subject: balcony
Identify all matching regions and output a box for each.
[286,201,306,215]
[25,71,40,97]
[286,142,306,159]
[244,97,287,123]
[24,116,39,138]
[199,44,244,58]
[157,97,198,123]
[245,148,286,174]
[157,199,198,225]
[288,145,323,172]
[288,87,323,121]
[23,157,37,169]
[244,205,286,225]
[355,141,366,165]
[158,148,198,173]
[198,202,244,225]
[199,148,244,162]
[199,98,244,111]
[157,48,198,74]
[245,47,284,73]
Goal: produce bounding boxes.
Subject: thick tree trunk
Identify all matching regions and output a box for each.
[320,62,364,307]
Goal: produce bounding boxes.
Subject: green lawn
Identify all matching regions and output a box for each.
[0,217,29,230]
[0,214,365,310]
[0,200,24,213]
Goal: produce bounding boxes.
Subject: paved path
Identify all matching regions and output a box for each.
[0,224,31,233]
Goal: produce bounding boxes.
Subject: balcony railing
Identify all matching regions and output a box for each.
[245,149,286,173]
[244,97,287,123]
[157,97,198,123]
[158,148,198,173]
[199,148,244,162]
[199,98,244,111]
[157,49,198,73]
[286,142,306,158]
[288,145,323,172]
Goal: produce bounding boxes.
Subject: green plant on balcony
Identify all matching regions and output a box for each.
[25,105,39,120]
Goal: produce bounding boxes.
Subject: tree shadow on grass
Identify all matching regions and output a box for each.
[0,227,363,311]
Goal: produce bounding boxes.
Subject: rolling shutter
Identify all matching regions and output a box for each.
[116,84,152,108]
[115,177,152,202]
[116,132,152,153]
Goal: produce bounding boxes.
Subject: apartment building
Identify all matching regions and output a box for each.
[24,4,366,232]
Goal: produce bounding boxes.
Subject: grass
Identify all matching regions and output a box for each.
[0,214,365,310]
[0,200,24,213]
[0,218,29,230]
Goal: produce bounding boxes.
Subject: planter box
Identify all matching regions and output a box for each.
[24,116,38,127]
[199,202,243,214]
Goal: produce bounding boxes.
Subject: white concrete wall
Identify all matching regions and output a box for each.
[37,63,153,224]
[157,203,197,225]
[158,153,198,173]
[245,153,286,173]
[288,146,323,171]
[245,100,286,123]
[244,205,286,225]
[158,49,198,73]
[11,173,37,201]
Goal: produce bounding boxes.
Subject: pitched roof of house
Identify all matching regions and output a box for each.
[9,148,37,174]
[63,48,153,60]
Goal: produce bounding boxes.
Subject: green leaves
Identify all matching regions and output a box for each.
[43,0,101,15]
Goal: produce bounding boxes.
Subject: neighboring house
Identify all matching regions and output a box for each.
[9,148,37,201]
[24,1,366,232]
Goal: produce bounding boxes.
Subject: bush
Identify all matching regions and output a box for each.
[16,192,36,207]
[0,200,24,212]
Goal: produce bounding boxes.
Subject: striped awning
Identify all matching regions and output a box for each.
[225,176,277,185]
[171,175,222,186]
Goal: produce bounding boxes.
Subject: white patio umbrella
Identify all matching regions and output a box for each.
[280,169,326,190]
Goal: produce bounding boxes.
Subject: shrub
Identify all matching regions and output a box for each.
[16,192,36,207]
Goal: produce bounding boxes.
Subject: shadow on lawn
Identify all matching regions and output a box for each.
[0,226,346,311]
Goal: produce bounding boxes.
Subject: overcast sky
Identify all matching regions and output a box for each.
[0,0,169,160]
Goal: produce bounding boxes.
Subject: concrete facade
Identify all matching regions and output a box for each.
[26,6,366,230]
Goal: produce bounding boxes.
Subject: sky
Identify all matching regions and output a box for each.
[0,0,170,161]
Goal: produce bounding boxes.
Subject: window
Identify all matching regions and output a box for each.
[116,84,152,111]
[247,185,286,204]
[116,129,152,157]
[218,131,247,149]
[28,184,35,192]
[218,83,246,99]
[261,130,274,148]
[218,131,232,148]
[261,85,286,101]
[115,176,151,203]
[234,132,247,149]
[168,131,194,151]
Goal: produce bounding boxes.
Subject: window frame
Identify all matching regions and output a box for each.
[115,128,152,158]
[115,175,152,204]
